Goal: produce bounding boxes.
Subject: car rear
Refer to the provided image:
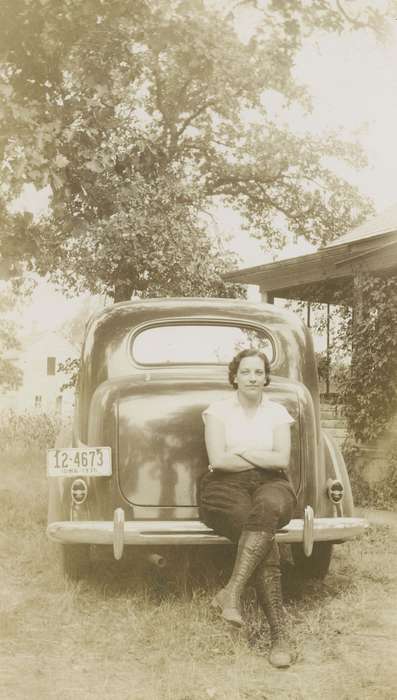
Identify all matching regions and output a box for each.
[47,298,367,575]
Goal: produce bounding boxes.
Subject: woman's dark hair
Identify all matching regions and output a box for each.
[228,348,271,389]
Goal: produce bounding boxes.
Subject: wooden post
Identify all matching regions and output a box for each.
[352,273,365,369]
[260,286,274,304]
[326,303,330,396]
[350,273,365,422]
[306,302,311,328]
[353,273,364,330]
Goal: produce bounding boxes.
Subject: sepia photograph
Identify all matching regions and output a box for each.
[0,1,396,698]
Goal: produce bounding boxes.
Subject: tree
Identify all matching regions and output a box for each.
[0,0,390,300]
[0,288,23,391]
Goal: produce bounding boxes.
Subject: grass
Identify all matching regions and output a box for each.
[1,449,396,700]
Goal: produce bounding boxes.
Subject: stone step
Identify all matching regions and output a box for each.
[321,412,335,421]
[324,427,348,438]
[320,406,345,418]
[329,432,347,441]
[321,411,347,422]
[321,418,347,429]
[320,402,348,451]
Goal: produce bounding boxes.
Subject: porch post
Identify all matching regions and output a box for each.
[353,273,364,329]
[350,273,365,429]
[326,303,331,396]
[260,286,274,304]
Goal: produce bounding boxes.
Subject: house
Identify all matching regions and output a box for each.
[222,203,397,390]
[0,328,77,416]
[222,203,397,485]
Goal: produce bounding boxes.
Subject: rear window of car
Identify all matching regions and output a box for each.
[131,323,274,365]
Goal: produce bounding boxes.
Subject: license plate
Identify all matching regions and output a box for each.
[47,447,112,477]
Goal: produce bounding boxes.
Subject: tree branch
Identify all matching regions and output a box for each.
[335,0,369,29]
[206,168,285,196]
[175,100,217,138]
[256,185,319,224]
[151,54,172,134]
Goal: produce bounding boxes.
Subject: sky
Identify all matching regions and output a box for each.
[10,13,397,330]
[224,18,397,266]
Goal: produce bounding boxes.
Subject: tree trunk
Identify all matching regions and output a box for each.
[113,281,135,302]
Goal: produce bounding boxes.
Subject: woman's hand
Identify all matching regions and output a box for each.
[237,424,291,470]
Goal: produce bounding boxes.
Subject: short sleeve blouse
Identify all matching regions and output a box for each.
[202,395,294,453]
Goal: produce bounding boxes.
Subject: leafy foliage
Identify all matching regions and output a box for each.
[0,0,382,299]
[0,288,22,391]
[339,274,397,445]
[58,357,80,392]
[315,351,331,385]
[347,441,397,509]
[0,409,61,450]
[296,275,397,505]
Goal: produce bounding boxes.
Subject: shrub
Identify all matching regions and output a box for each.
[340,274,397,445]
[0,409,62,452]
[343,434,397,509]
[348,461,397,509]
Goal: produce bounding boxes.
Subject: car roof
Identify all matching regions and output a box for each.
[86,296,299,330]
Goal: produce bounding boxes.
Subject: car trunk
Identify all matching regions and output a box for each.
[117,379,302,508]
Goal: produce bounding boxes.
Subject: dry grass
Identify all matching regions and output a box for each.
[0,450,396,700]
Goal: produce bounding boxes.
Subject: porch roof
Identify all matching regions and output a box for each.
[223,205,397,304]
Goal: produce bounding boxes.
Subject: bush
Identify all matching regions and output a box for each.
[343,434,397,509]
[341,274,397,445]
[349,463,397,509]
[0,409,62,452]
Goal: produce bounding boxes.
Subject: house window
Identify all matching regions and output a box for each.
[55,395,63,413]
[47,357,56,375]
[34,395,42,410]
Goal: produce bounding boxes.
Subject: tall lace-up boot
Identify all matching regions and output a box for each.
[255,542,293,668]
[211,530,274,627]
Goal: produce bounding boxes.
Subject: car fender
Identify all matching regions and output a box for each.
[322,428,354,517]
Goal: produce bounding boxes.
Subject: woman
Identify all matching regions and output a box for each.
[199,348,296,668]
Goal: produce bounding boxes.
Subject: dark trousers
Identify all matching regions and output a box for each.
[199,468,297,543]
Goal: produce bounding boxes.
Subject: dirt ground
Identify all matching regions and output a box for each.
[1,459,396,700]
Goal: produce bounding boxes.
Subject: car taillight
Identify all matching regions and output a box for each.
[71,479,88,505]
[327,478,344,504]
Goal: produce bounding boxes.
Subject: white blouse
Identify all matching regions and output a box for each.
[202,395,294,453]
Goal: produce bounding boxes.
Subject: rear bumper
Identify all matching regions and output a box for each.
[47,507,368,560]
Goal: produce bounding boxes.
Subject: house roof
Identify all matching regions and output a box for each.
[327,203,397,247]
[223,204,397,304]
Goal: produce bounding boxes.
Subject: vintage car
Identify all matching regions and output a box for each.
[47,297,367,580]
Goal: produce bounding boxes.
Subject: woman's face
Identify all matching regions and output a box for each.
[235,355,266,399]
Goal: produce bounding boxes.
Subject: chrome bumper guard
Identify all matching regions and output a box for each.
[47,506,368,561]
